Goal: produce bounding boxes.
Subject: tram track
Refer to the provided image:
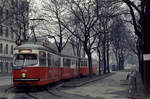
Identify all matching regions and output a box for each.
[45,82,65,98]
[0,76,94,99]
[23,82,65,99]
[25,92,40,99]
[45,89,63,98]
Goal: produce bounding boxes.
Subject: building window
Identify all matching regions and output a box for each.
[6,9,9,19]
[5,62,8,73]
[15,15,18,23]
[11,0,14,4]
[0,44,3,53]
[0,62,3,73]
[11,45,13,54]
[5,44,8,54]
[11,27,14,39]
[16,0,18,8]
[0,26,3,36]
[0,7,3,18]
[12,14,15,23]
[5,27,8,37]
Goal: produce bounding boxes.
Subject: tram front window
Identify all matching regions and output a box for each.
[14,54,38,66]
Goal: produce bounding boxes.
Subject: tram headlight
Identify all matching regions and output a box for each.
[22,73,26,78]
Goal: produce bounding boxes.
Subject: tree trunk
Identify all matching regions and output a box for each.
[120,57,124,70]
[137,41,144,83]
[143,0,150,90]
[102,43,106,74]
[83,42,93,77]
[106,41,110,73]
[78,58,81,78]
[97,49,101,75]
[114,51,119,71]
[87,51,93,77]
[58,47,62,54]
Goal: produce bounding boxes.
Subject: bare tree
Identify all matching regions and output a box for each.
[68,8,85,58]
[0,0,16,25]
[0,0,33,41]
[121,0,149,87]
[42,0,71,54]
[58,0,99,76]
[126,30,138,56]
[95,0,123,74]
[70,37,82,57]
[95,31,103,75]
[12,0,29,41]
[111,17,131,70]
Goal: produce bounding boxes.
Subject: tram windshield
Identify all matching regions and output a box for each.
[14,54,38,66]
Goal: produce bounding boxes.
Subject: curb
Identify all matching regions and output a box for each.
[62,73,114,87]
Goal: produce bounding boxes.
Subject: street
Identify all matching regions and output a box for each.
[0,71,129,99]
[1,0,149,98]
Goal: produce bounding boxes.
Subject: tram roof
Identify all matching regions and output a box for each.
[14,42,88,60]
[14,43,58,55]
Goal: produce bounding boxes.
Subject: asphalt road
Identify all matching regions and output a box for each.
[0,71,129,99]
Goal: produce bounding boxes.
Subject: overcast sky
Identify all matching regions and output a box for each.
[32,0,43,9]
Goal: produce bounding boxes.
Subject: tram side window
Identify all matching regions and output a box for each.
[80,61,87,67]
[79,61,81,67]
[47,53,51,67]
[75,60,77,67]
[54,56,56,67]
[63,58,66,67]
[57,57,60,67]
[76,60,78,68]
[39,51,46,66]
[63,58,71,68]
[80,61,83,67]
[54,56,60,67]
[71,60,73,65]
[84,61,87,67]
[51,55,54,67]
[67,59,71,67]
[72,60,76,66]
[54,56,57,67]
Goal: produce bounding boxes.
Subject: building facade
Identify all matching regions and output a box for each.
[0,0,29,73]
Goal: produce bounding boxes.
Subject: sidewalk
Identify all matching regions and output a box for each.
[128,72,150,99]
[0,73,12,77]
[61,71,128,99]
[62,73,114,87]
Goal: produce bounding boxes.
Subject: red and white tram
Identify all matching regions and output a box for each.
[13,42,98,87]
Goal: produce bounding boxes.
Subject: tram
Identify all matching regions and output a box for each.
[13,42,98,87]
